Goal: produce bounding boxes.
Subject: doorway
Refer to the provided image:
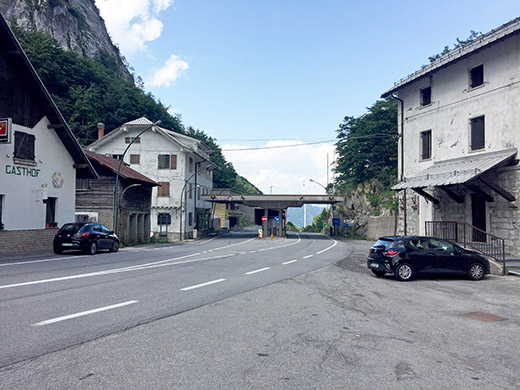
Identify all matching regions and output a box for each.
[471,194,486,242]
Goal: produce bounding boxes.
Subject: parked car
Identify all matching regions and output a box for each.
[367,236,490,281]
[53,222,119,255]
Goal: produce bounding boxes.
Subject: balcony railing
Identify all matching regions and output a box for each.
[425,221,506,275]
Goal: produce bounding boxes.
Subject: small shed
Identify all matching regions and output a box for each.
[76,151,158,245]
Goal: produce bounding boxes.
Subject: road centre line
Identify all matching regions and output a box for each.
[282,260,298,265]
[316,238,338,254]
[245,267,270,275]
[303,255,314,259]
[32,301,138,326]
[181,279,226,291]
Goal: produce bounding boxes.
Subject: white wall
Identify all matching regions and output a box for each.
[0,117,76,230]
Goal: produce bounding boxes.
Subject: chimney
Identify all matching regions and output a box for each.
[97,123,105,139]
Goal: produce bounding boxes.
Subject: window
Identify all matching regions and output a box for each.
[0,194,4,230]
[14,131,36,165]
[189,183,193,199]
[470,116,485,151]
[111,154,123,161]
[157,213,171,225]
[469,65,484,88]
[420,87,432,106]
[45,197,57,227]
[76,179,90,190]
[420,130,432,160]
[157,182,170,197]
[189,157,194,172]
[188,212,193,226]
[130,154,140,164]
[125,137,141,144]
[158,154,177,169]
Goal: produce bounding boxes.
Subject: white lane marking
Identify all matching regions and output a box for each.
[249,250,256,253]
[245,267,270,275]
[282,260,298,265]
[316,238,338,254]
[0,255,88,267]
[194,237,217,245]
[180,279,226,291]
[32,301,138,326]
[303,255,314,259]
[213,238,256,251]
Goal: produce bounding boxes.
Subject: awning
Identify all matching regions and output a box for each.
[393,148,517,190]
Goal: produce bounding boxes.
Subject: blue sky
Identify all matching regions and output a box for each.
[95,0,520,194]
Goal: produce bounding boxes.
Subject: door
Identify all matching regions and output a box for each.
[471,194,486,242]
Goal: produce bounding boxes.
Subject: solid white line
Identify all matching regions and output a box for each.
[316,238,338,254]
[213,238,256,251]
[249,250,256,253]
[282,260,298,265]
[180,279,226,291]
[0,255,88,267]
[32,301,138,326]
[303,255,314,259]
[245,267,270,275]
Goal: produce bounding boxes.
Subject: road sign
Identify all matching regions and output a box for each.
[274,216,280,222]
[332,218,340,227]
[262,216,268,222]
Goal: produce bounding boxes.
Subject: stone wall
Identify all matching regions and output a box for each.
[366,215,397,240]
[0,228,57,256]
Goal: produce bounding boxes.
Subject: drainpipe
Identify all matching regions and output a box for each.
[391,93,406,235]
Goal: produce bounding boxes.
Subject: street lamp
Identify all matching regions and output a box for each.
[113,120,161,234]
[179,171,197,241]
[308,178,328,194]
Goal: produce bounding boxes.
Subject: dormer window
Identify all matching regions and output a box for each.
[420,87,432,106]
[469,65,484,88]
[13,131,36,166]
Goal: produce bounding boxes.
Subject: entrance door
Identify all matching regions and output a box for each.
[471,194,486,242]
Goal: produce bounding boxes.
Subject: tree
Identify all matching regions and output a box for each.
[334,99,398,188]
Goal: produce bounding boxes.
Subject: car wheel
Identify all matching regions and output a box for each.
[395,263,414,281]
[87,241,97,255]
[371,270,386,277]
[468,262,485,281]
[110,241,119,253]
[53,246,63,254]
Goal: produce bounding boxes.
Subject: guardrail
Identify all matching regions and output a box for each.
[425,221,506,275]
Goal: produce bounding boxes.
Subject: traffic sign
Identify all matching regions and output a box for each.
[274,216,280,222]
[262,216,268,222]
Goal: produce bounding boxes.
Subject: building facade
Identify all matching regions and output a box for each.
[87,118,216,240]
[382,18,520,256]
[76,151,158,245]
[0,13,96,236]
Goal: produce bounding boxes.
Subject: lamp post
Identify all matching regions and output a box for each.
[179,171,197,241]
[309,178,331,226]
[113,120,161,234]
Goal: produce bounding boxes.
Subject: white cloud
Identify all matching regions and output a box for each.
[222,141,337,195]
[95,0,174,58]
[149,54,189,87]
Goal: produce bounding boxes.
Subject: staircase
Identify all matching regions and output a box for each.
[425,221,518,276]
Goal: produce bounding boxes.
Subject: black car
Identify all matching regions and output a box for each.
[367,236,490,281]
[53,222,120,255]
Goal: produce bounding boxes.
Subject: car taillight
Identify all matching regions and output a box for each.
[81,232,90,238]
[55,232,60,237]
[383,250,398,256]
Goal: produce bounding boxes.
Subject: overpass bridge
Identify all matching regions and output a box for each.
[201,194,345,238]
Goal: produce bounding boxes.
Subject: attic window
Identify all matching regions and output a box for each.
[469,65,484,88]
[125,137,141,144]
[420,87,432,106]
[13,131,36,166]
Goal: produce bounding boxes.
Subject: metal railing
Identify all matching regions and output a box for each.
[425,221,506,275]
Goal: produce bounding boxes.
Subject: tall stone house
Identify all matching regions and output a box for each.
[381,17,520,257]
[87,118,216,240]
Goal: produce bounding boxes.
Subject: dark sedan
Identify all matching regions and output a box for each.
[53,222,119,255]
[367,236,490,281]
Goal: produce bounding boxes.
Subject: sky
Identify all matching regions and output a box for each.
[94,0,520,194]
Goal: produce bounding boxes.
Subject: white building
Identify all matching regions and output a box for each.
[87,118,216,240]
[382,17,520,257]
[0,14,96,234]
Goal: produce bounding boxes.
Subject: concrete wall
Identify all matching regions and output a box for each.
[366,215,397,241]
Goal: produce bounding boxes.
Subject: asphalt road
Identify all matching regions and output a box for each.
[0,231,346,368]
[1,232,520,389]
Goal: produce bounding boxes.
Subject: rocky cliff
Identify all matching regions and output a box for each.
[0,0,132,81]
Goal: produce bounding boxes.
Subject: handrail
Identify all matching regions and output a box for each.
[425,221,506,275]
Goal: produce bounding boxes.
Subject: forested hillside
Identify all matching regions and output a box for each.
[10,25,260,193]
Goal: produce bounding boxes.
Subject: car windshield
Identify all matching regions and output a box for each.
[373,239,394,248]
[60,223,83,232]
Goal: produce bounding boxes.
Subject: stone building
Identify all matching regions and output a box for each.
[381,17,520,257]
[87,118,216,240]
